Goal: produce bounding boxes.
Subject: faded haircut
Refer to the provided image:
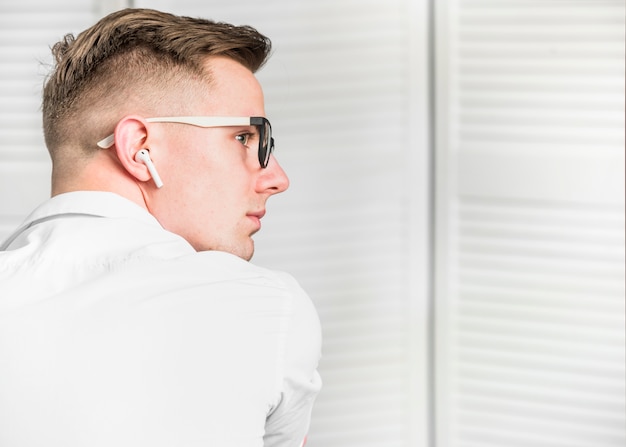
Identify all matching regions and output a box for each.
[42,8,272,157]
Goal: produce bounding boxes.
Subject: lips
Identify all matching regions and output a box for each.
[247,209,266,220]
[246,210,265,231]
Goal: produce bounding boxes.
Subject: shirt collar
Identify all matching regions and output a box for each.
[22,191,162,229]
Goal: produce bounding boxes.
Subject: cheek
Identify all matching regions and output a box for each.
[161,138,255,214]
[179,170,240,220]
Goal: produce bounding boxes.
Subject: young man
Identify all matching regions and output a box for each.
[0,8,321,447]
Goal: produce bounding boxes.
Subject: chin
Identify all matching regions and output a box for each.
[239,245,255,261]
[191,236,254,260]
[217,240,255,261]
[241,241,255,261]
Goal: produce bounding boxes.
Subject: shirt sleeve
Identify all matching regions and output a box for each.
[263,272,323,447]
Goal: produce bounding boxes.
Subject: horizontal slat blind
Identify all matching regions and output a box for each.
[137,1,430,446]
[436,1,625,446]
[455,199,624,445]
[0,1,101,240]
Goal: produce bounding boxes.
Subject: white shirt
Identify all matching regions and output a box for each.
[0,191,322,447]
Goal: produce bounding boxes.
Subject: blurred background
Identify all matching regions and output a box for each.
[0,0,624,446]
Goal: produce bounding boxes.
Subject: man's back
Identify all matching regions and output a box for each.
[0,192,321,446]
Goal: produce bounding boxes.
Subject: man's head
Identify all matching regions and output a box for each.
[42,8,289,260]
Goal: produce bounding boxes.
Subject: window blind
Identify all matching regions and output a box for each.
[435,1,625,446]
[0,1,106,240]
[0,2,433,446]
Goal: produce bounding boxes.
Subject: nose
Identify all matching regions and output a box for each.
[257,155,289,194]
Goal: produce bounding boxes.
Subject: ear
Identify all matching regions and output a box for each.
[112,115,153,183]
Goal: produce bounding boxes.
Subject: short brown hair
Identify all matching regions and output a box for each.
[42,8,272,157]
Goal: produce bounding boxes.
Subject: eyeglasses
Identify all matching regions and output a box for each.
[97,116,275,168]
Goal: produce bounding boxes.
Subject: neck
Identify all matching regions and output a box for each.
[51,152,149,212]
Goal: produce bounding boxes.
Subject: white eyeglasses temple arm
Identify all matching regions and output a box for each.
[96,117,253,149]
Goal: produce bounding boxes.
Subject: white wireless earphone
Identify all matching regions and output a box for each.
[135,149,163,188]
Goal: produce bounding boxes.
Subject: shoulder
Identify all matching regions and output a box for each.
[121,251,319,333]
[198,255,322,377]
